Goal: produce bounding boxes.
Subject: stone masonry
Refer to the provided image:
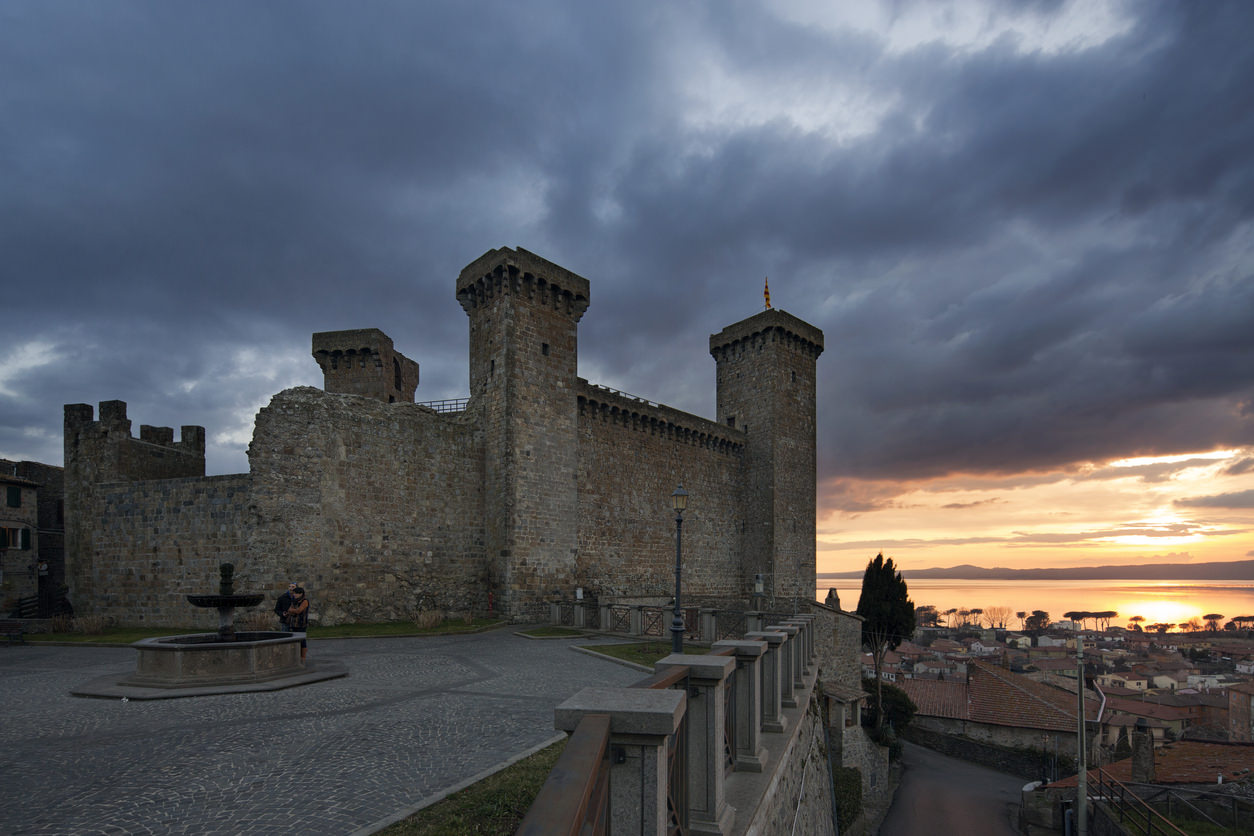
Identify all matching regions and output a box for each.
[64,247,824,626]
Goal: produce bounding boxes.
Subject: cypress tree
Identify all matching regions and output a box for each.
[856,553,915,728]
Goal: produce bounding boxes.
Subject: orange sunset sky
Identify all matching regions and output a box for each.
[818,447,1254,575]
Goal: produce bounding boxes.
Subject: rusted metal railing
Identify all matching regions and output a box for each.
[1089,768,1189,836]
[632,666,690,835]
[516,714,612,836]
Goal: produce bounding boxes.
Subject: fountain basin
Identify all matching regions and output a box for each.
[125,631,303,688]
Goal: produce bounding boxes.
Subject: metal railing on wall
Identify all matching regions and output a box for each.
[1089,768,1189,836]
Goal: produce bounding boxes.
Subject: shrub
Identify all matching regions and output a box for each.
[861,678,917,730]
[73,615,109,635]
[833,767,862,832]
[413,610,443,630]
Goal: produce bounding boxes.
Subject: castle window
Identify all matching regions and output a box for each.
[726,416,735,428]
[394,357,402,390]
[6,485,19,507]
[542,343,550,356]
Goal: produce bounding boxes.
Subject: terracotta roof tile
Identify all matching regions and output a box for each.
[1051,740,1254,786]
[967,662,1096,732]
[898,678,967,720]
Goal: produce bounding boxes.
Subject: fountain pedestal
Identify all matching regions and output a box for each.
[128,632,304,687]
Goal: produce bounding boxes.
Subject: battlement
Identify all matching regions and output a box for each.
[312,328,419,403]
[64,401,205,483]
[577,380,744,456]
[65,401,206,458]
[456,246,590,321]
[709,309,825,361]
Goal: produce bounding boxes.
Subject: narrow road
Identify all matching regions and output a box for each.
[880,741,1026,836]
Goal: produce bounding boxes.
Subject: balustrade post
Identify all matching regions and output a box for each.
[766,624,801,706]
[573,601,587,629]
[785,616,814,675]
[655,654,737,835]
[712,639,768,771]
[630,605,643,636]
[746,630,787,732]
[699,608,717,643]
[554,687,686,836]
[746,610,764,634]
[550,602,562,625]
[600,602,612,632]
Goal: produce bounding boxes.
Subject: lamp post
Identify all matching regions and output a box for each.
[670,484,688,654]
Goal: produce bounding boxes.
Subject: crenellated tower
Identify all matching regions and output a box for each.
[710,310,824,604]
[456,247,590,617]
[312,328,419,403]
[63,400,206,607]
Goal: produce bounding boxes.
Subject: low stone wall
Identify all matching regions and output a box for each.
[902,725,1052,782]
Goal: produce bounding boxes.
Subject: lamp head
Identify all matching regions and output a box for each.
[671,484,688,512]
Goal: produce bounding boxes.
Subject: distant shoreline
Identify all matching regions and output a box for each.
[816,558,1254,581]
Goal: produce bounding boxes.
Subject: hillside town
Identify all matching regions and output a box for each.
[883,607,1254,751]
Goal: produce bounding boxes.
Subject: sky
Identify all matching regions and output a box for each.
[3,1,1253,576]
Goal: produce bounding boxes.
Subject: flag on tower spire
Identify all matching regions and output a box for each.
[764,277,771,309]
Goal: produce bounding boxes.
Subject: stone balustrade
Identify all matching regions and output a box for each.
[538,613,821,835]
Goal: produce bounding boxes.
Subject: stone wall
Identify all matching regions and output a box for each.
[748,695,838,836]
[88,474,252,626]
[247,387,485,624]
[576,382,746,601]
[811,601,863,687]
[905,720,1077,779]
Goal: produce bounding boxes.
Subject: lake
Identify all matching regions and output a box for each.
[814,578,1254,629]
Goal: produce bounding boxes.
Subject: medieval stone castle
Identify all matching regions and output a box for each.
[64,247,823,625]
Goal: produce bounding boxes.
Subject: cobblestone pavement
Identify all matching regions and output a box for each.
[0,629,642,835]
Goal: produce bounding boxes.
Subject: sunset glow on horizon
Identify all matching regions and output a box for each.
[819,446,1254,576]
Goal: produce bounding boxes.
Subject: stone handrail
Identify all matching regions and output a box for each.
[525,614,820,835]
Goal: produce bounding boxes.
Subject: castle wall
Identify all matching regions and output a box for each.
[62,249,824,627]
[246,387,485,624]
[575,382,747,601]
[88,474,252,626]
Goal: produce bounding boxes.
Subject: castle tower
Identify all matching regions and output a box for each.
[312,328,419,403]
[710,310,823,603]
[456,247,590,617]
[63,401,205,607]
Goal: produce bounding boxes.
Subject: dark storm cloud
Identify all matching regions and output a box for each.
[1,1,1252,490]
[1176,490,1254,510]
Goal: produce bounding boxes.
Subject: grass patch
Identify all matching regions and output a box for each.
[517,626,586,638]
[310,618,503,638]
[26,627,204,644]
[378,738,565,835]
[1167,819,1244,836]
[26,618,504,644]
[579,640,708,667]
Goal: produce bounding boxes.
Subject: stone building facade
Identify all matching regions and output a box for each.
[64,247,823,626]
[1,459,64,611]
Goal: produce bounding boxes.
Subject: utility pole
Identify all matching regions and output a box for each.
[1076,635,1087,836]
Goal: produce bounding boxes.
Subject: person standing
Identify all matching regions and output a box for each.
[274,582,296,629]
[288,586,310,661]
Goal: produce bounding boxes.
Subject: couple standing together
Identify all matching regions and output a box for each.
[275,582,310,661]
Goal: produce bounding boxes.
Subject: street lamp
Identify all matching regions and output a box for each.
[671,484,689,654]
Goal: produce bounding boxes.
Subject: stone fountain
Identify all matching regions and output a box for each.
[74,563,345,699]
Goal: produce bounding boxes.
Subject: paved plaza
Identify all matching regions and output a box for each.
[0,628,642,835]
